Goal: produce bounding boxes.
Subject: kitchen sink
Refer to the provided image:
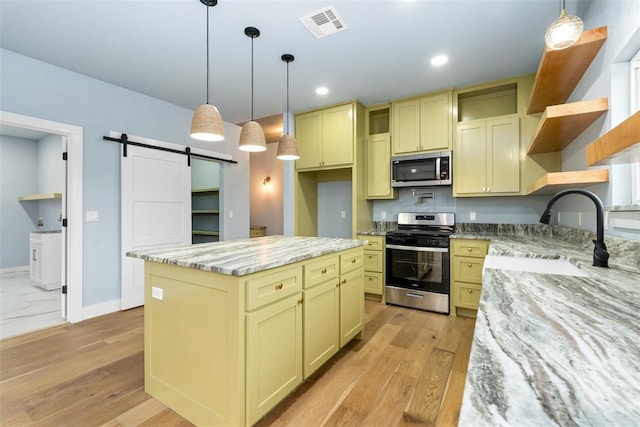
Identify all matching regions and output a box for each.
[483,255,588,277]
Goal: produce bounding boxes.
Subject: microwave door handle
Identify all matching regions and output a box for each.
[435,157,441,181]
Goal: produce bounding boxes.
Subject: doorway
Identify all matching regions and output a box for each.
[0,111,83,332]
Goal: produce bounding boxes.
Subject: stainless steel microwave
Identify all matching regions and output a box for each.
[391,151,452,187]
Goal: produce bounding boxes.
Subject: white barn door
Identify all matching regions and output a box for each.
[120,134,192,309]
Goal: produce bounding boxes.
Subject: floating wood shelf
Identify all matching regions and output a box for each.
[527,26,608,114]
[527,98,609,154]
[192,230,220,236]
[192,187,219,194]
[18,193,62,201]
[585,111,640,166]
[527,170,609,195]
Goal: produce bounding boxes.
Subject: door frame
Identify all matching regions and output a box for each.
[0,111,83,323]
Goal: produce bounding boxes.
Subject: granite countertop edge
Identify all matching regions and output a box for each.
[127,235,367,276]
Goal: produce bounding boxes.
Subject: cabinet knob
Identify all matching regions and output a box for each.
[275,283,283,290]
[368,255,372,259]
[321,268,327,274]
[342,279,347,284]
[467,289,473,293]
[467,263,473,268]
[298,297,304,305]
[352,259,357,264]
[467,247,472,252]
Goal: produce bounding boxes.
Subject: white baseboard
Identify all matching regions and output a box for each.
[81,299,122,321]
[0,265,29,274]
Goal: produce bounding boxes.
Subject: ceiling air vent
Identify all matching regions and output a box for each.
[300,6,348,39]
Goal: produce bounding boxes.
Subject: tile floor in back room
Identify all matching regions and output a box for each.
[0,270,65,339]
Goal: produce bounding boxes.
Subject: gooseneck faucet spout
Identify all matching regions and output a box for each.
[539,189,609,268]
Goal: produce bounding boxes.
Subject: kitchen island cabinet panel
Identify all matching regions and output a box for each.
[303,278,340,378]
[246,293,302,426]
[135,238,366,426]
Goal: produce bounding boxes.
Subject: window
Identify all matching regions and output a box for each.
[631,49,640,205]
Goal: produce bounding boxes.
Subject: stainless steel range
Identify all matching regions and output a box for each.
[385,212,455,314]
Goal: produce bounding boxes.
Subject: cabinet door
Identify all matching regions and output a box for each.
[363,271,384,295]
[486,116,520,194]
[295,110,322,169]
[246,293,303,426]
[392,99,421,155]
[455,122,487,194]
[420,92,452,151]
[322,104,354,167]
[365,134,393,199]
[303,279,340,379]
[452,256,485,284]
[339,268,364,347]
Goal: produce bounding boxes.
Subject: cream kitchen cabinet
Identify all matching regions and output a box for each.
[141,244,364,427]
[450,238,489,317]
[29,231,62,290]
[365,133,393,198]
[454,116,520,196]
[391,92,452,156]
[357,235,385,298]
[295,103,356,170]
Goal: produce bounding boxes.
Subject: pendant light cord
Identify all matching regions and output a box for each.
[251,36,254,120]
[206,5,210,105]
[286,61,290,134]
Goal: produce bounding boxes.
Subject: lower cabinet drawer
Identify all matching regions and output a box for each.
[363,271,383,295]
[453,282,482,309]
[304,255,339,289]
[364,250,383,272]
[340,249,364,275]
[453,256,485,284]
[245,265,303,311]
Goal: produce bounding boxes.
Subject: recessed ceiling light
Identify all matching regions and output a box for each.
[430,55,448,66]
[316,87,329,95]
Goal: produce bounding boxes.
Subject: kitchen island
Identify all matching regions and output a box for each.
[127,235,367,427]
[455,229,640,426]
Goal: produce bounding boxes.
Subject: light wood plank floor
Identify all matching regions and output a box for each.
[0,300,475,426]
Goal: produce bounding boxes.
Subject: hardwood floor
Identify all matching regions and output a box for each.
[0,300,475,426]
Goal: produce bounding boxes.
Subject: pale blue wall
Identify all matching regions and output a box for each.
[318,181,352,238]
[0,48,249,307]
[0,135,38,268]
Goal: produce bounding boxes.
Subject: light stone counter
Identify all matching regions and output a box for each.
[455,229,640,426]
[127,235,367,276]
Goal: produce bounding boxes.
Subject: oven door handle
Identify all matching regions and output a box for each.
[386,244,448,253]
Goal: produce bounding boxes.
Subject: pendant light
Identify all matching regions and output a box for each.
[190,0,225,142]
[545,0,584,50]
[239,27,267,152]
[277,54,300,160]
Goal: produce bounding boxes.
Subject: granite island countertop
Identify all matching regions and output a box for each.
[455,231,640,426]
[127,235,367,276]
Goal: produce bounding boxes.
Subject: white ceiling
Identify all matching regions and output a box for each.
[0,0,592,127]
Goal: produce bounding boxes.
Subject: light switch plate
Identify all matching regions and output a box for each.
[86,211,99,222]
[381,211,387,220]
[470,211,476,221]
[152,286,163,300]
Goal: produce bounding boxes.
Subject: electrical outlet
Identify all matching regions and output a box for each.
[341,211,346,219]
[229,210,234,219]
[152,286,163,301]
[86,211,99,222]
[37,218,44,227]
[381,211,387,220]
[470,211,476,221]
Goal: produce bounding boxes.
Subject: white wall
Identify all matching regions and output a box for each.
[250,142,284,236]
[0,48,250,307]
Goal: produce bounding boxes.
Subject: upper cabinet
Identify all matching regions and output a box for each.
[364,104,395,200]
[391,91,452,156]
[527,26,608,114]
[295,103,357,170]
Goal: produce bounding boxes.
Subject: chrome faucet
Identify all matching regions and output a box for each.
[539,189,609,268]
